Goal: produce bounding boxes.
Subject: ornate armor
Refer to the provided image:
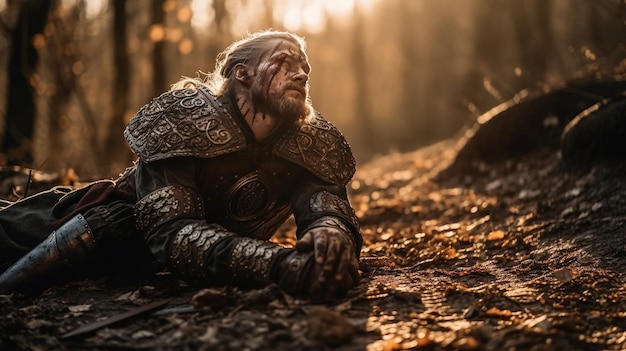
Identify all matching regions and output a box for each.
[169,223,234,279]
[309,191,360,230]
[273,114,356,185]
[134,185,204,236]
[226,170,277,221]
[229,238,284,287]
[124,88,246,162]
[124,86,355,186]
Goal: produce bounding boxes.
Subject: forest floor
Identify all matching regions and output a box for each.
[2,90,626,350]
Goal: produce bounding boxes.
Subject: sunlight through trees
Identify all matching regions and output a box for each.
[0,0,624,177]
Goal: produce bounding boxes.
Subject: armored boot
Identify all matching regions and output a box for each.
[0,214,95,294]
[0,200,143,295]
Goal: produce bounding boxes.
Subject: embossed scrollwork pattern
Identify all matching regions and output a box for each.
[226,171,277,222]
[273,113,356,185]
[310,191,360,231]
[125,87,246,162]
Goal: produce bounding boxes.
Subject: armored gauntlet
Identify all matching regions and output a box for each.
[168,222,235,280]
[170,226,298,292]
[272,249,318,296]
[170,225,323,295]
[303,190,362,255]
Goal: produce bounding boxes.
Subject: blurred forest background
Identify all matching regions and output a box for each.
[0,0,625,178]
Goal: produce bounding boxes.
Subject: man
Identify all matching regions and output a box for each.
[0,30,362,298]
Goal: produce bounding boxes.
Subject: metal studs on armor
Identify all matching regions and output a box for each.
[287,254,307,272]
[273,113,356,185]
[310,191,360,230]
[169,223,234,279]
[229,238,283,286]
[135,185,205,235]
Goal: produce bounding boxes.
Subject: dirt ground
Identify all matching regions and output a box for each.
[1,83,626,350]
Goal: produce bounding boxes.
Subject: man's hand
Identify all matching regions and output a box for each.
[295,226,360,297]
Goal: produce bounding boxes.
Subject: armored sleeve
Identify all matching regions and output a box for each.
[134,157,288,288]
[272,111,361,255]
[290,171,362,256]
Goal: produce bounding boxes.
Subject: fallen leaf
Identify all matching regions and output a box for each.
[26,319,53,329]
[487,230,505,241]
[68,304,91,313]
[552,268,573,284]
[444,248,457,260]
[455,336,479,350]
[381,338,401,351]
[191,287,230,310]
[132,330,155,339]
[389,288,422,304]
[485,307,512,318]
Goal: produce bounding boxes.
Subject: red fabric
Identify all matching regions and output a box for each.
[52,181,134,228]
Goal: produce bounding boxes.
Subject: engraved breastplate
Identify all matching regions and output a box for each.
[226,171,276,221]
[223,170,292,240]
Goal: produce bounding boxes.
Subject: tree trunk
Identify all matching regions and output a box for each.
[46,0,72,171]
[351,3,375,155]
[398,0,426,147]
[3,0,52,166]
[463,0,510,113]
[45,1,101,175]
[206,0,229,72]
[151,0,166,96]
[512,0,551,90]
[104,0,133,175]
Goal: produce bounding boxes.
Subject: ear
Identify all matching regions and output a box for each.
[233,64,253,85]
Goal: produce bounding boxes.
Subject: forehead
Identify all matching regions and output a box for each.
[260,39,307,62]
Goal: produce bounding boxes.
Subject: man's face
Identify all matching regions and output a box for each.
[250,39,311,122]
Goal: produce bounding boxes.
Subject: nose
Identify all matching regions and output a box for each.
[293,67,308,83]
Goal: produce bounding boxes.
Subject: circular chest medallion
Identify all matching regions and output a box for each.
[226,171,276,221]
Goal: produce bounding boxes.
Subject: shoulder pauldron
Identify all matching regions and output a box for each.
[273,113,356,185]
[124,87,246,162]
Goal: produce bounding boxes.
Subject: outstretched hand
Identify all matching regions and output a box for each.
[295,226,360,297]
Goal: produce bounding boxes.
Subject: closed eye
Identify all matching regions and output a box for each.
[281,55,310,74]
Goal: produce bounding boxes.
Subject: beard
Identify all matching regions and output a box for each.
[273,94,309,122]
[251,84,310,122]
